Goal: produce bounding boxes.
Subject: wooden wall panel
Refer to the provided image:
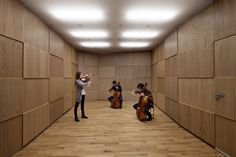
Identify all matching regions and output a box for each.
[85,90,98,101]
[178,49,214,78]
[215,35,236,77]
[23,79,49,112]
[115,66,134,79]
[133,65,151,78]
[24,44,49,78]
[24,8,49,51]
[23,104,49,146]
[215,78,236,121]
[98,90,110,100]
[0,35,23,78]
[156,93,165,112]
[152,49,158,64]
[63,43,72,62]
[157,78,165,95]
[152,64,158,78]
[151,77,158,93]
[50,78,65,102]
[214,0,236,40]
[157,43,165,61]
[0,79,24,122]
[0,0,24,41]
[179,79,214,112]
[71,49,78,65]
[165,98,180,123]
[49,30,64,58]
[116,79,134,90]
[164,30,177,59]
[122,90,137,101]
[157,61,165,78]
[84,53,98,66]
[64,78,72,95]
[99,78,114,91]
[0,116,22,157]
[165,77,178,101]
[99,66,115,78]
[49,98,64,124]
[115,53,133,66]
[165,55,177,77]
[99,54,116,66]
[77,52,84,65]
[64,94,72,113]
[132,78,151,89]
[50,55,64,78]
[178,6,213,54]
[179,103,214,146]
[215,115,236,157]
[71,64,77,93]
[132,52,151,65]
[64,61,72,78]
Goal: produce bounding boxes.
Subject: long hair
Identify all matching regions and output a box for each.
[75,71,81,80]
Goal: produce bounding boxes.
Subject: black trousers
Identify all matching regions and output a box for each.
[74,95,85,119]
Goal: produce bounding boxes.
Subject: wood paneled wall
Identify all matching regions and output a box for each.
[97,52,151,101]
[0,0,77,156]
[151,0,236,156]
[75,52,151,101]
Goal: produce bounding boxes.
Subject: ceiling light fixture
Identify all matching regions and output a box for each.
[50,7,105,23]
[80,41,110,48]
[122,30,159,39]
[70,30,109,38]
[120,42,149,48]
[125,8,177,23]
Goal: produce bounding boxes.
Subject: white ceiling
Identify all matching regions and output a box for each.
[20,0,214,54]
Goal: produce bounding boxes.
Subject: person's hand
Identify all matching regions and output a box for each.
[141,93,144,96]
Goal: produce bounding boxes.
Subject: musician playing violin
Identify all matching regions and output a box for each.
[108,80,123,108]
[74,71,92,122]
[133,83,153,121]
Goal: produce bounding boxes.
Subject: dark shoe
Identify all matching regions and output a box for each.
[147,117,153,121]
[74,118,80,122]
[82,115,88,119]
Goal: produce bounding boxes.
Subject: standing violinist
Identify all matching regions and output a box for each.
[108,80,123,108]
[133,83,153,121]
[74,71,91,122]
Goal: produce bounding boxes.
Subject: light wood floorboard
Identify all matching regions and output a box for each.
[14,101,223,157]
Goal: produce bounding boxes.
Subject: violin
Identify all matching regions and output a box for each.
[111,90,121,109]
[81,74,94,83]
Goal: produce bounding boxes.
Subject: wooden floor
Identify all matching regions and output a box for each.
[14,101,223,157]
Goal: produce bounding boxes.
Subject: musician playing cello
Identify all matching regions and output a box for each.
[133,83,153,121]
[108,80,123,108]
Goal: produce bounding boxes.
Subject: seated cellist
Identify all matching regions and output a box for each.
[108,80,123,108]
[133,83,153,121]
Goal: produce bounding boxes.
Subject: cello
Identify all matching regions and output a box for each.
[111,90,121,109]
[136,83,149,121]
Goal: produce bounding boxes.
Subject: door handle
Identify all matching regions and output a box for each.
[215,92,225,101]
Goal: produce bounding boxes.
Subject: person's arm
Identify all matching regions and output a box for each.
[108,86,115,92]
[75,79,89,86]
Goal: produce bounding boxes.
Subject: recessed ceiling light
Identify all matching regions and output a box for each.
[120,42,149,48]
[122,30,159,39]
[70,30,109,38]
[125,8,178,23]
[80,41,110,48]
[50,7,105,23]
